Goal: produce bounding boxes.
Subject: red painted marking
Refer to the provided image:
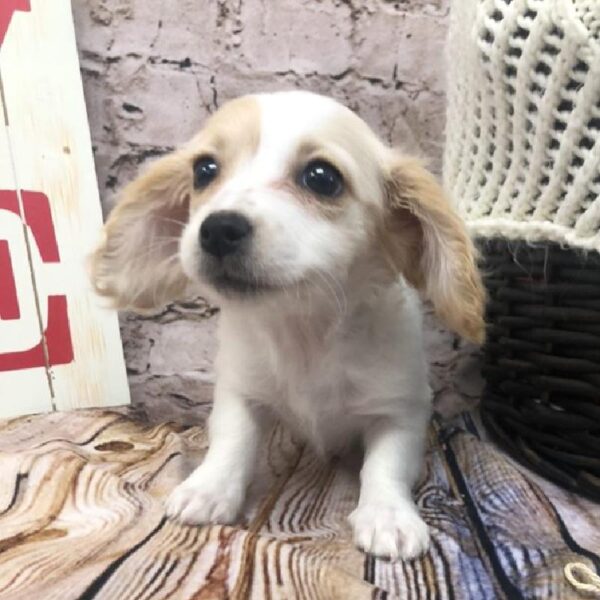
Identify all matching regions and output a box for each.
[0,189,74,371]
[22,191,61,262]
[0,190,60,263]
[45,295,74,366]
[0,190,60,262]
[0,189,19,214]
[0,0,30,45]
[0,296,74,371]
[0,240,20,320]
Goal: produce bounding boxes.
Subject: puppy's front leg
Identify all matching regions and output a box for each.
[166,383,261,525]
[349,417,430,560]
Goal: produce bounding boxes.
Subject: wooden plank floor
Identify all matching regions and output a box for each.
[0,406,597,599]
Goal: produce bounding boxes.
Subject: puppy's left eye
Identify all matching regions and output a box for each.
[194,156,219,189]
[299,160,343,198]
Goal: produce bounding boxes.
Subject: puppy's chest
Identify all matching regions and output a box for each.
[261,346,369,451]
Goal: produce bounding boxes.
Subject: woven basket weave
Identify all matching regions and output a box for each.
[480,239,600,501]
[444,0,600,253]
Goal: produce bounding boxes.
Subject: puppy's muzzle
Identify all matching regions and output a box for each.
[200,210,253,259]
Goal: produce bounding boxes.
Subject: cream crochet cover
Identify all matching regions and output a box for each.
[444,0,600,252]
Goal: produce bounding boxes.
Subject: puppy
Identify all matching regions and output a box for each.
[91,91,485,560]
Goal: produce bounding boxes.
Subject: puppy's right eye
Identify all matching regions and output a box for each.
[194,156,219,189]
[299,160,343,198]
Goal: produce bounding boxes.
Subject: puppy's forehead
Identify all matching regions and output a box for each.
[255,91,341,150]
[201,92,374,158]
[199,95,261,153]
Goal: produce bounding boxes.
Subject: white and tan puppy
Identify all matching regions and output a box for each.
[91,91,485,560]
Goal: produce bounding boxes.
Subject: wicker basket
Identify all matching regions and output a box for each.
[480,239,600,502]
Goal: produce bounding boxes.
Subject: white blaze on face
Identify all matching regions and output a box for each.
[180,91,376,291]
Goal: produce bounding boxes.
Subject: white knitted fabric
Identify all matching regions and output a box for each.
[444,0,600,252]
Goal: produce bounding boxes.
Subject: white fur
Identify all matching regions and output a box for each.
[166,274,432,559]
[164,91,433,559]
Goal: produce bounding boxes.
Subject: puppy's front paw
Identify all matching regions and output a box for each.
[348,501,429,560]
[165,470,244,525]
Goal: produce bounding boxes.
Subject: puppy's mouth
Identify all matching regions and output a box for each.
[211,273,277,295]
[201,258,280,297]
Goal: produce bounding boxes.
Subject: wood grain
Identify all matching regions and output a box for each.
[0,407,597,599]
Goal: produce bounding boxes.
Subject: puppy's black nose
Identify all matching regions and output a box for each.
[200,211,252,258]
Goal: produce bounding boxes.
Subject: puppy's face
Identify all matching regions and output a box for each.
[91,91,486,342]
[178,92,385,301]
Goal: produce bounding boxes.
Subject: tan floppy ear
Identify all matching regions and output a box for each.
[90,151,192,312]
[383,155,486,343]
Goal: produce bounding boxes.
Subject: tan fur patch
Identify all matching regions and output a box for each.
[285,112,385,220]
[89,152,191,311]
[383,155,486,343]
[90,96,262,311]
[186,96,261,209]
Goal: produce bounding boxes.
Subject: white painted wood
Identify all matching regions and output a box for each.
[0,88,53,416]
[0,0,130,412]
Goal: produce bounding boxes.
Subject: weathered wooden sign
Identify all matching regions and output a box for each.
[0,0,130,416]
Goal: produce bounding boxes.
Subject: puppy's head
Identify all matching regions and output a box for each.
[91,91,485,342]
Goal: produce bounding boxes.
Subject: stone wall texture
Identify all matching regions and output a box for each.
[72,0,480,418]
